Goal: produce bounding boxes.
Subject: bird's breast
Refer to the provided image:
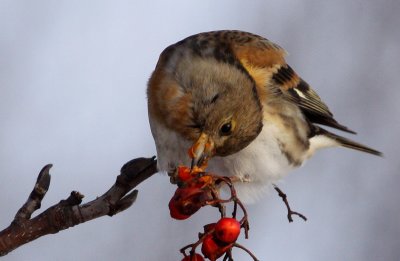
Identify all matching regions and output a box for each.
[207,121,297,203]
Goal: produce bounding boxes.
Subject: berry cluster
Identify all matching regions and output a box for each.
[169,166,258,261]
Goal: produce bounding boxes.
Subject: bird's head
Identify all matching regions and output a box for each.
[171,56,264,165]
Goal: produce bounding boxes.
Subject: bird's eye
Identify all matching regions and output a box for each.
[220,122,233,136]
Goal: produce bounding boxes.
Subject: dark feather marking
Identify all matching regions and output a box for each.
[272,65,295,85]
[211,93,220,103]
[296,79,310,92]
[304,111,356,134]
[201,93,220,106]
[276,112,310,149]
[312,126,382,156]
[277,139,302,166]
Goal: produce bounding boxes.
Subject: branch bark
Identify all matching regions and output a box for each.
[0,156,157,256]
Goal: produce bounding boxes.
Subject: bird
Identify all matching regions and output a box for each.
[147,30,381,203]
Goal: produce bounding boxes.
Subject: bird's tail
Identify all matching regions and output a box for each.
[316,127,382,156]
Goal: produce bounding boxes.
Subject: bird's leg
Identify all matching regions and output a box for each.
[273,185,307,223]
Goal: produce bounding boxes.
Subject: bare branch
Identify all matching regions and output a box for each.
[0,157,157,256]
[273,185,307,222]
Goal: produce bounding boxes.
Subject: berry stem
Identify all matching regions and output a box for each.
[232,200,238,219]
[180,230,214,257]
[223,249,234,261]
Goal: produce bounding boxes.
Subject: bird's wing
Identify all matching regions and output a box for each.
[230,32,355,134]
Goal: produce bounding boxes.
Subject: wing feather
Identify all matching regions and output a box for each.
[229,31,355,133]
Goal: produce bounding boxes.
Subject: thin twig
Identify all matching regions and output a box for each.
[273,185,307,222]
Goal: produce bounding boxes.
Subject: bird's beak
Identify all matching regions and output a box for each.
[188,132,215,169]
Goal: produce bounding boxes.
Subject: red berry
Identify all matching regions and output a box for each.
[201,234,232,261]
[201,234,220,261]
[181,253,205,261]
[168,198,190,220]
[214,218,241,244]
[169,187,210,220]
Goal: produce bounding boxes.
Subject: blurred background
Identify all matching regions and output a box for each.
[0,1,399,260]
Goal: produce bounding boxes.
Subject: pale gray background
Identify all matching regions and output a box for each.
[0,1,399,260]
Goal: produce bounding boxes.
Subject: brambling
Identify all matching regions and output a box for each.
[147,30,381,202]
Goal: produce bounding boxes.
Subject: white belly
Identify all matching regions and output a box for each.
[207,123,295,203]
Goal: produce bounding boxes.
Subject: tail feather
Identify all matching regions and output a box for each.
[315,127,382,156]
[304,111,357,134]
